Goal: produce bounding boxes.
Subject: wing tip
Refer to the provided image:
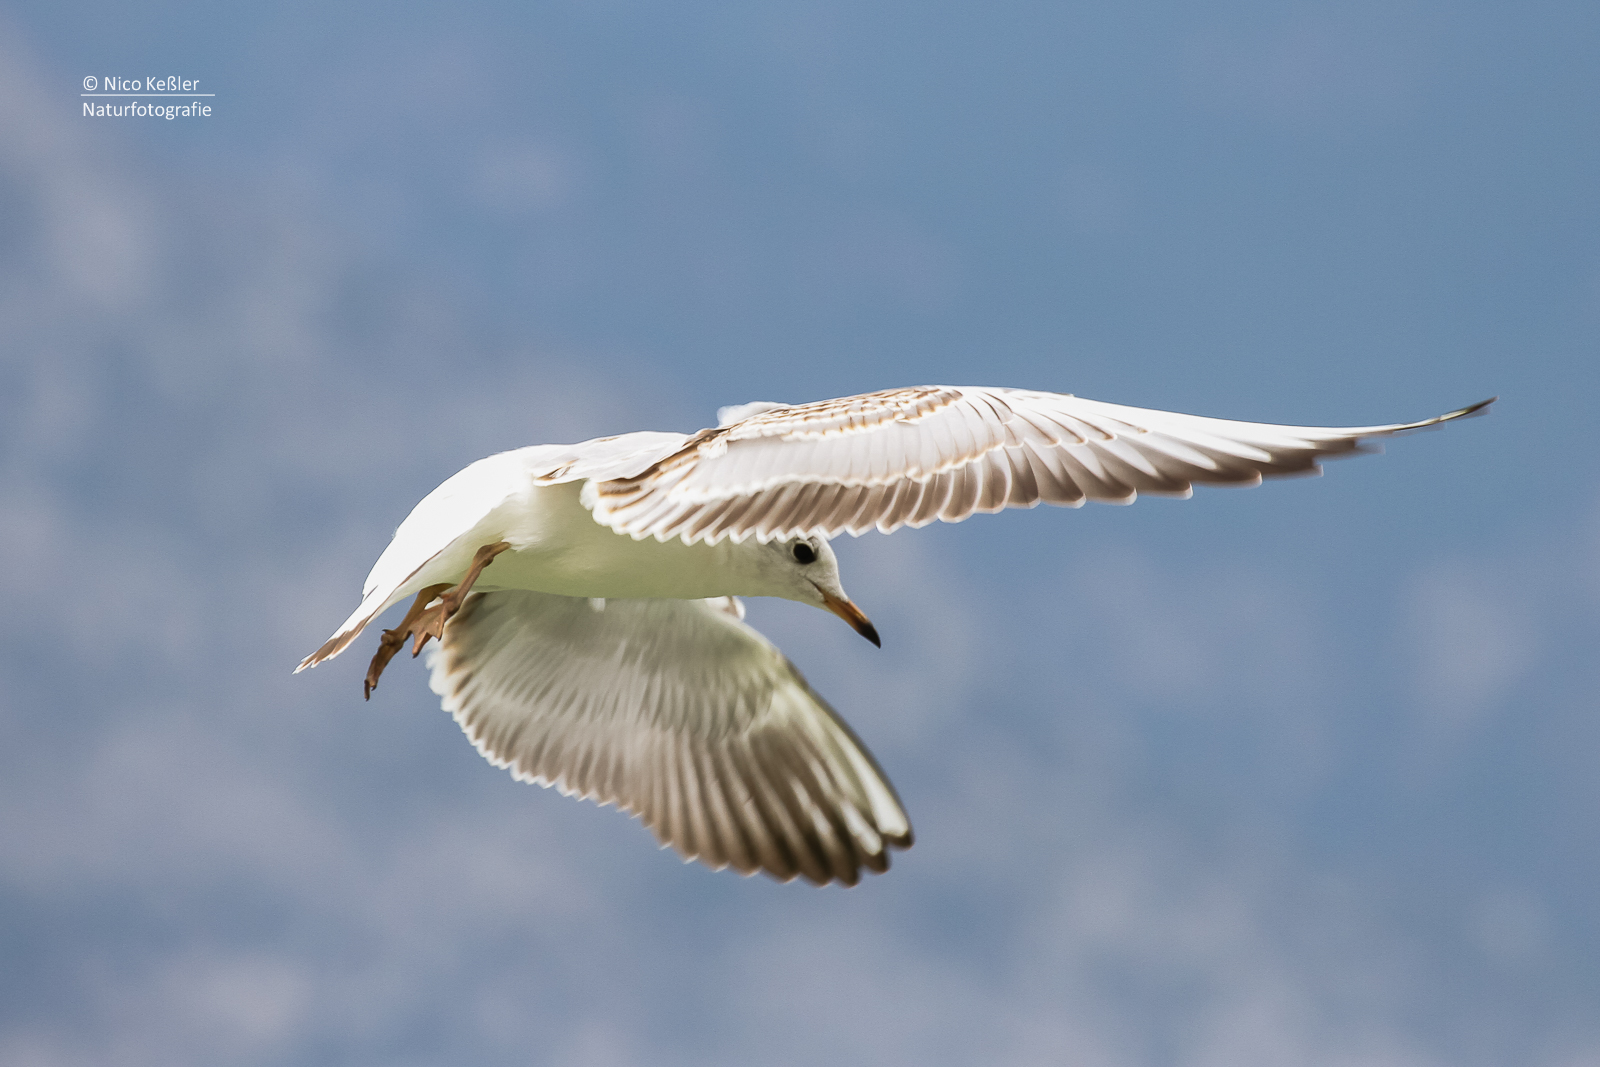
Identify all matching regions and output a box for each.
[1449,396,1497,419]
[1381,396,1497,437]
[1425,396,1497,427]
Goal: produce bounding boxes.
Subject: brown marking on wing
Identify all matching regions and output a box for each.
[594,386,962,507]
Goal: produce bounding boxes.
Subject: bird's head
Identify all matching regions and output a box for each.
[756,534,880,647]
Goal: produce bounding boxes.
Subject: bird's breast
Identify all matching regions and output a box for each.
[474,481,752,600]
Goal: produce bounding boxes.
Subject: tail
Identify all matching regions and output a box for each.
[294,603,382,673]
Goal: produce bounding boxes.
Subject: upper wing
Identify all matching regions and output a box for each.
[584,387,1494,545]
[426,590,913,887]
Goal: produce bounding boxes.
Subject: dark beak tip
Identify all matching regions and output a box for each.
[819,586,881,648]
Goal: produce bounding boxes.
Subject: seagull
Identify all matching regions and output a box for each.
[297,386,1492,886]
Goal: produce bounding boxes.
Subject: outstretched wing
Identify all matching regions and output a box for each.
[584,387,1494,545]
[426,590,914,887]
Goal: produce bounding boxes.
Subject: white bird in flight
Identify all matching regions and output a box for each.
[297,386,1491,886]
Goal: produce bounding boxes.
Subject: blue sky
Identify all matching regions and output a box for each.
[2,2,1596,1064]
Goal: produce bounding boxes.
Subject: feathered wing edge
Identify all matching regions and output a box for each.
[584,389,1495,545]
[426,591,914,887]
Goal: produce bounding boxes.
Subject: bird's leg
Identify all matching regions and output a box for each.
[361,542,514,699]
[407,541,513,657]
[365,583,452,699]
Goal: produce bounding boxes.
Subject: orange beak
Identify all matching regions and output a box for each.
[820,589,881,647]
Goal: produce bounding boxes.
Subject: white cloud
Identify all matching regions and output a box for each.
[1182,14,1427,131]
[0,50,158,311]
[1403,563,1537,733]
[472,139,579,214]
[1467,885,1551,965]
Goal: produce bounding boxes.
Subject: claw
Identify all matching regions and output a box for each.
[365,630,402,699]
[364,584,450,699]
[360,542,511,699]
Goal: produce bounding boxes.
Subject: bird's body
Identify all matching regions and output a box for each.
[387,474,770,602]
[298,385,1492,886]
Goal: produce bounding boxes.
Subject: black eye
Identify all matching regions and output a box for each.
[791,541,817,565]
